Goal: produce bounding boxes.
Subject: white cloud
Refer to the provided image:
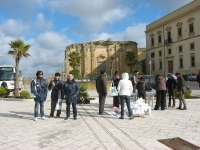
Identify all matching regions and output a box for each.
[0,19,29,37]
[91,23,147,48]
[49,0,133,32]
[34,13,53,31]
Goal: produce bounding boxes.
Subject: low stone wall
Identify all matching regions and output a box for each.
[22,78,111,90]
[78,81,111,90]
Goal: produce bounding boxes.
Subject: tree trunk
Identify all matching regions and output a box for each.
[14,59,20,97]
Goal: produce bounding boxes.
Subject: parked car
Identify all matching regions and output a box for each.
[184,73,197,81]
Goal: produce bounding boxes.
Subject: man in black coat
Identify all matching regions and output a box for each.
[48,73,63,118]
[63,74,80,120]
[166,74,177,107]
[96,69,107,115]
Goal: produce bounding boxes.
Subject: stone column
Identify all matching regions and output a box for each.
[106,46,110,74]
[90,44,95,72]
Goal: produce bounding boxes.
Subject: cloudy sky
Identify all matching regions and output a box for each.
[0,0,193,77]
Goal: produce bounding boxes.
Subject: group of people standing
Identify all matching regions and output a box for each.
[154,72,187,110]
[96,70,135,120]
[30,71,80,121]
[30,68,193,121]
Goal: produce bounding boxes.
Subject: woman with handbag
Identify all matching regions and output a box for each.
[112,74,121,107]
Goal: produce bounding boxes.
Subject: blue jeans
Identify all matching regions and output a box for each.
[34,101,45,117]
[120,95,132,116]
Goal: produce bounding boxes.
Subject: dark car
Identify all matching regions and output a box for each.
[138,75,155,91]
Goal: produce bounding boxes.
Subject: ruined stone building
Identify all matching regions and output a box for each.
[64,40,138,78]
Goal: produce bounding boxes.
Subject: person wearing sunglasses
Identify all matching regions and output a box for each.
[31,70,48,121]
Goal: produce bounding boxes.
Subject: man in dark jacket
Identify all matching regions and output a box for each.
[63,74,80,120]
[31,70,48,121]
[96,69,107,115]
[175,73,187,110]
[166,74,177,107]
[48,73,63,118]
[1,80,7,88]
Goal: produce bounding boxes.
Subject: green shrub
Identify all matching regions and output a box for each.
[0,87,10,98]
[70,69,81,79]
[20,90,30,99]
[78,84,89,99]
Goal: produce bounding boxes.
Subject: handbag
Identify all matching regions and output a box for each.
[56,92,62,110]
[109,86,118,96]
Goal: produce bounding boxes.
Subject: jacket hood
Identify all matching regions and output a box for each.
[122,73,129,80]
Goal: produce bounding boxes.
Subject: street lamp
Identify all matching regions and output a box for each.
[116,57,118,71]
[149,60,152,75]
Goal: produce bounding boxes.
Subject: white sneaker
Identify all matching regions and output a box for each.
[34,117,38,121]
[41,116,47,120]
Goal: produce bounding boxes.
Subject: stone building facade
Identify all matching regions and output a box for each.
[64,40,138,78]
[145,0,200,75]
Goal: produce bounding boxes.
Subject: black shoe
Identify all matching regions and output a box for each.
[176,107,182,110]
[56,116,60,118]
[119,116,124,119]
[154,108,158,110]
[49,115,54,118]
[74,117,77,120]
[64,117,68,120]
[182,107,187,110]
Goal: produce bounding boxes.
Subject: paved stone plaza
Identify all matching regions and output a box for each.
[0,90,200,150]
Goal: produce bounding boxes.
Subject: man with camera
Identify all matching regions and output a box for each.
[48,72,63,118]
[62,74,80,120]
[31,70,48,121]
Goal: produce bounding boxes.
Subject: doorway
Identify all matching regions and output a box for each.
[168,61,173,73]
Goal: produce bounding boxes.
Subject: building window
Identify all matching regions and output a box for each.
[151,52,155,58]
[151,38,154,46]
[168,49,171,54]
[159,61,162,70]
[178,27,182,36]
[167,31,171,42]
[159,51,162,56]
[179,58,183,68]
[191,56,195,67]
[190,43,194,50]
[179,46,182,52]
[158,35,161,43]
[189,23,194,33]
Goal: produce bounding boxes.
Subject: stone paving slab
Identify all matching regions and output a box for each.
[0,94,200,150]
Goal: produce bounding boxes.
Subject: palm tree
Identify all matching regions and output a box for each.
[8,39,31,97]
[68,51,81,70]
[125,51,138,73]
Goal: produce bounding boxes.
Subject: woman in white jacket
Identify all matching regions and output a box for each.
[117,72,133,119]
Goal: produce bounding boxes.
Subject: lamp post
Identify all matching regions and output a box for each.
[149,60,152,75]
[116,57,118,71]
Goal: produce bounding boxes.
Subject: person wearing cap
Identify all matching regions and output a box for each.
[175,73,187,110]
[48,72,63,118]
[31,70,48,121]
[166,74,177,107]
